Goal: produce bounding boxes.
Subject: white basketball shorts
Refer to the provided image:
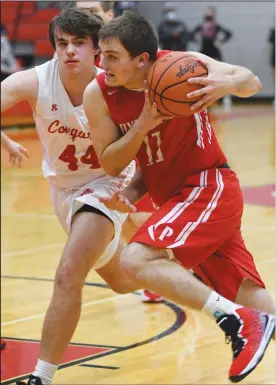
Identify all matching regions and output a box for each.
[49,166,135,270]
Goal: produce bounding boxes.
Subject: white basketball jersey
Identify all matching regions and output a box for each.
[34,59,106,189]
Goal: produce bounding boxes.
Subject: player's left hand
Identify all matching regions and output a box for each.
[186,61,233,113]
[99,191,137,214]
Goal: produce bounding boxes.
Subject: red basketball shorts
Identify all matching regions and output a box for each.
[130,168,265,300]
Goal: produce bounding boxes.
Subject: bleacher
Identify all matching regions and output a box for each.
[1,1,70,126]
[1,1,65,66]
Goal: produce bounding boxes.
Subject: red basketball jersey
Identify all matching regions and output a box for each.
[96,50,227,207]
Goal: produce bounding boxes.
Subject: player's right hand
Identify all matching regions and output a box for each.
[7,139,30,167]
[99,191,137,214]
[137,83,172,133]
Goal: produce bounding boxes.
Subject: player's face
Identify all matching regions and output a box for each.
[99,38,146,88]
[76,1,114,24]
[55,31,99,74]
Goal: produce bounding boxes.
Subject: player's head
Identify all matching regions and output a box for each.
[76,1,114,23]
[49,7,104,74]
[98,11,159,88]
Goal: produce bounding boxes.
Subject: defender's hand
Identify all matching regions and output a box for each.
[99,191,137,213]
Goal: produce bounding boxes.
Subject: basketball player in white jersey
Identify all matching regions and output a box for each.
[75,0,165,304]
[1,8,141,385]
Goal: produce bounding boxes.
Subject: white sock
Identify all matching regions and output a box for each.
[202,291,242,319]
[33,359,58,385]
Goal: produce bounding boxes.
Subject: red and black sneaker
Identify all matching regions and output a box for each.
[217,307,275,383]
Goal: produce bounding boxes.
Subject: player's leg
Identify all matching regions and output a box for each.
[25,209,118,385]
[122,213,165,303]
[118,169,275,382]
[96,237,139,294]
[120,242,212,308]
[193,227,275,316]
[40,210,115,360]
[236,279,275,315]
[120,241,275,382]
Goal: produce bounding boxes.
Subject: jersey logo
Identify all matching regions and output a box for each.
[80,188,94,196]
[51,104,58,111]
[108,90,118,96]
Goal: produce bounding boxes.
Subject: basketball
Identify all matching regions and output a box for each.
[146,52,208,117]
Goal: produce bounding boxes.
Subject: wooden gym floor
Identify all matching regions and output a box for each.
[1,105,275,384]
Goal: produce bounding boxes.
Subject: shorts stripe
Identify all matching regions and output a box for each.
[148,170,207,241]
[195,113,204,149]
[168,169,224,248]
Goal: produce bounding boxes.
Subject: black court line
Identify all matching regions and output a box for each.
[1,274,110,289]
[2,336,118,350]
[2,276,186,384]
[79,364,120,370]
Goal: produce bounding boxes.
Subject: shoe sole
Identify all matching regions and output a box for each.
[230,314,275,383]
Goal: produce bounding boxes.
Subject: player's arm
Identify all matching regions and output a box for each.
[186,51,262,98]
[83,79,164,177]
[1,68,38,113]
[1,69,37,166]
[183,51,262,112]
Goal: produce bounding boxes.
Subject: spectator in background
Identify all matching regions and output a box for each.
[268,24,275,163]
[268,26,275,104]
[190,7,233,112]
[190,6,232,61]
[158,4,188,51]
[113,1,139,16]
[268,27,275,74]
[1,24,19,82]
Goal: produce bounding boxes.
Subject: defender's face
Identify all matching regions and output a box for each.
[55,31,98,74]
[99,38,141,87]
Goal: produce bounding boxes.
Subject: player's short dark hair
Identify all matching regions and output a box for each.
[49,7,104,50]
[99,11,159,61]
[100,1,114,12]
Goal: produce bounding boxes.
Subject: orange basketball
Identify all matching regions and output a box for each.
[146,52,208,117]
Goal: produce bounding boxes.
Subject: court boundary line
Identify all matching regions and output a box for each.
[1,300,186,385]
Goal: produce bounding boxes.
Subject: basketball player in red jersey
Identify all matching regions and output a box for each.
[76,1,164,303]
[83,11,275,383]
